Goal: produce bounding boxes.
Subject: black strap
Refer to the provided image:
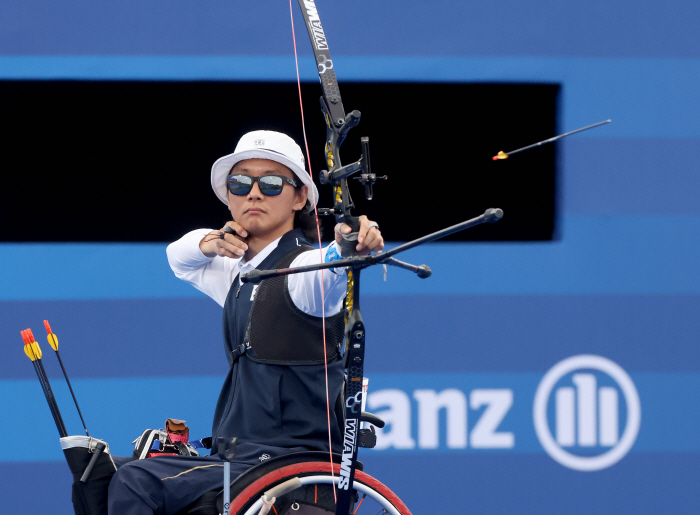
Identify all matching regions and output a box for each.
[229,343,247,366]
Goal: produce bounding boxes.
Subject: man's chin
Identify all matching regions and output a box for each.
[247,223,295,241]
[242,221,263,234]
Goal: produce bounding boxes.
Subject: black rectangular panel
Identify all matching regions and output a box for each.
[0,81,557,242]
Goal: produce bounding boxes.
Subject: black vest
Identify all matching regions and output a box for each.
[211,229,345,452]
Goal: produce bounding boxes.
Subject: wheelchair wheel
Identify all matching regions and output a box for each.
[223,461,411,515]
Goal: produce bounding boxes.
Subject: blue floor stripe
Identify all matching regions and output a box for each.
[3,294,698,380]
[0,56,698,137]
[3,215,700,299]
[2,372,697,462]
[562,138,700,215]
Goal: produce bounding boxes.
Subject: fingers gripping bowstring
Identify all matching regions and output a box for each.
[289,0,337,499]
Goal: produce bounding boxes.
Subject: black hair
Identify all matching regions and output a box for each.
[294,210,320,242]
[293,181,321,241]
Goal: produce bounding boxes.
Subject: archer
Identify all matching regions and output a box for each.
[107,130,384,514]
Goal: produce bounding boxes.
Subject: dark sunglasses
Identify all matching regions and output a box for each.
[227,174,298,196]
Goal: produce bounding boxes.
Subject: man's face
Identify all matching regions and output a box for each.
[227,158,308,238]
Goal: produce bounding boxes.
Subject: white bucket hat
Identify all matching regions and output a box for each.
[211,130,319,212]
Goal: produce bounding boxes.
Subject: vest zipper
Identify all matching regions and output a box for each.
[214,276,242,443]
[212,363,239,445]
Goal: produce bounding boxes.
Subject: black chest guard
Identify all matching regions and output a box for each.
[243,245,345,366]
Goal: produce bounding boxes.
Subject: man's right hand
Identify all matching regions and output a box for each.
[199,221,249,258]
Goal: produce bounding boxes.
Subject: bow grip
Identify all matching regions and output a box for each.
[339,215,361,256]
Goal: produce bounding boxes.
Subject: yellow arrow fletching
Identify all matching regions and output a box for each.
[24,342,42,360]
[24,344,37,361]
[47,333,59,351]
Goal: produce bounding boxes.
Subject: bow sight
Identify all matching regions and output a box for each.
[313,103,388,257]
[318,136,387,206]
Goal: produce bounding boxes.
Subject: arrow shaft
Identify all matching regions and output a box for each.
[505,119,611,156]
[35,358,68,437]
[27,344,68,437]
[55,350,90,437]
[29,359,61,429]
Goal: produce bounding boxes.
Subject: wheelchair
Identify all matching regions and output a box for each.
[64,410,410,515]
[175,410,410,515]
[176,450,410,515]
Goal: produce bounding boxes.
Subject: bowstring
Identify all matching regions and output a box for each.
[289,0,337,499]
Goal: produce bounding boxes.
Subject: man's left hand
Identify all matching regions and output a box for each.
[335,215,384,255]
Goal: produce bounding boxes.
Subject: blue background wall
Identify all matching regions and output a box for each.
[1,1,699,513]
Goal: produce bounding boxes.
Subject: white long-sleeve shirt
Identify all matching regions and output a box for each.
[166,229,347,316]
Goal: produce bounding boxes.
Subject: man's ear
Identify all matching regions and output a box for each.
[293,185,309,211]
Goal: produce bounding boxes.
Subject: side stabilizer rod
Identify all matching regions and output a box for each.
[383,257,431,278]
[241,208,503,284]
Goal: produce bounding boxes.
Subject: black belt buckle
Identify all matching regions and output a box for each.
[230,343,247,364]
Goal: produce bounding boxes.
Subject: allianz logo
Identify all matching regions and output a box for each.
[367,355,640,472]
[533,354,641,471]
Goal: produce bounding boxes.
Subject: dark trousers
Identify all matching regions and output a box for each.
[108,443,305,515]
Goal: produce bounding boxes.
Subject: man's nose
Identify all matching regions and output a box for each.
[247,181,264,199]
